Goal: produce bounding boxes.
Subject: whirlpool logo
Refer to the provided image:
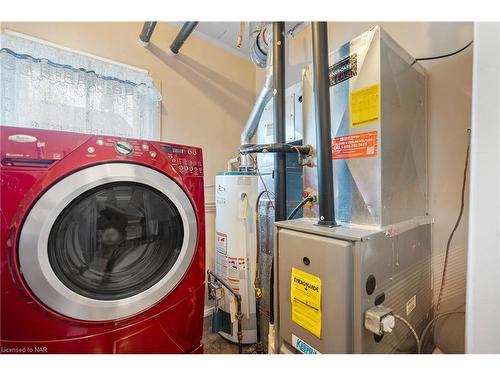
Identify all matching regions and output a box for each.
[8,134,38,143]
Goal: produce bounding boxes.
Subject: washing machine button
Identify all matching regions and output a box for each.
[115,141,134,156]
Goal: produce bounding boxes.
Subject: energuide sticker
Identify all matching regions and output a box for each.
[292,334,321,354]
[350,83,380,126]
[332,131,378,160]
[290,268,322,338]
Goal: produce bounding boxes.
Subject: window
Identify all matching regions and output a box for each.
[0,31,161,139]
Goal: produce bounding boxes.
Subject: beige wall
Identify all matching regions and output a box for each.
[1,22,256,312]
[255,22,472,352]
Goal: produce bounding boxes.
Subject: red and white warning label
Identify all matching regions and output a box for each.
[332,131,378,160]
[216,232,227,254]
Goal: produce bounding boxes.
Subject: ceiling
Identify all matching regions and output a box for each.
[169,22,308,60]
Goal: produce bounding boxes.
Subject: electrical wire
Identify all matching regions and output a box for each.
[411,133,470,353]
[250,154,275,209]
[391,310,468,354]
[418,311,465,354]
[408,132,470,353]
[287,196,314,220]
[394,310,466,354]
[436,135,470,316]
[371,137,470,355]
[393,314,420,354]
[411,41,473,66]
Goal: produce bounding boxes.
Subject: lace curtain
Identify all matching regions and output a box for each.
[0,32,161,140]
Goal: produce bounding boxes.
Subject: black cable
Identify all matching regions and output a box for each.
[287,196,314,220]
[411,40,473,66]
[393,314,420,354]
[386,135,469,354]
[418,311,465,354]
[436,136,470,317]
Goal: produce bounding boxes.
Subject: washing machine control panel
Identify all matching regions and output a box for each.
[90,138,154,158]
[161,145,203,177]
[85,137,202,177]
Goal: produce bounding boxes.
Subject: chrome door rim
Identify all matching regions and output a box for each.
[18,163,197,321]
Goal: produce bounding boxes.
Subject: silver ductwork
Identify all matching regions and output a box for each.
[240,23,273,170]
[249,23,272,67]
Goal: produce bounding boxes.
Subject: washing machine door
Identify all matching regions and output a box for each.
[18,163,198,321]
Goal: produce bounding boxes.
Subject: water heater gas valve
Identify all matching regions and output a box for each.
[364,305,395,336]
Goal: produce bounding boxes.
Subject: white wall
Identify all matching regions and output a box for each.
[255,22,473,352]
[466,22,500,354]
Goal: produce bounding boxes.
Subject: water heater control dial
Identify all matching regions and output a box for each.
[115,140,134,156]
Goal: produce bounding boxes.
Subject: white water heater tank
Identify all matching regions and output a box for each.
[215,172,258,344]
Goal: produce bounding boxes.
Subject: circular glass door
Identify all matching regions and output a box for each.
[48,182,184,301]
[19,163,198,321]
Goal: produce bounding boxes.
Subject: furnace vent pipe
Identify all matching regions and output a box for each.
[273,21,287,224]
[240,24,273,170]
[139,22,157,47]
[170,22,199,54]
[311,22,337,226]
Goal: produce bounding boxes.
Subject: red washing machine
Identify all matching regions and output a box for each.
[0,126,205,354]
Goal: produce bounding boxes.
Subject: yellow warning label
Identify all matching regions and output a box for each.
[350,83,380,127]
[290,268,322,338]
